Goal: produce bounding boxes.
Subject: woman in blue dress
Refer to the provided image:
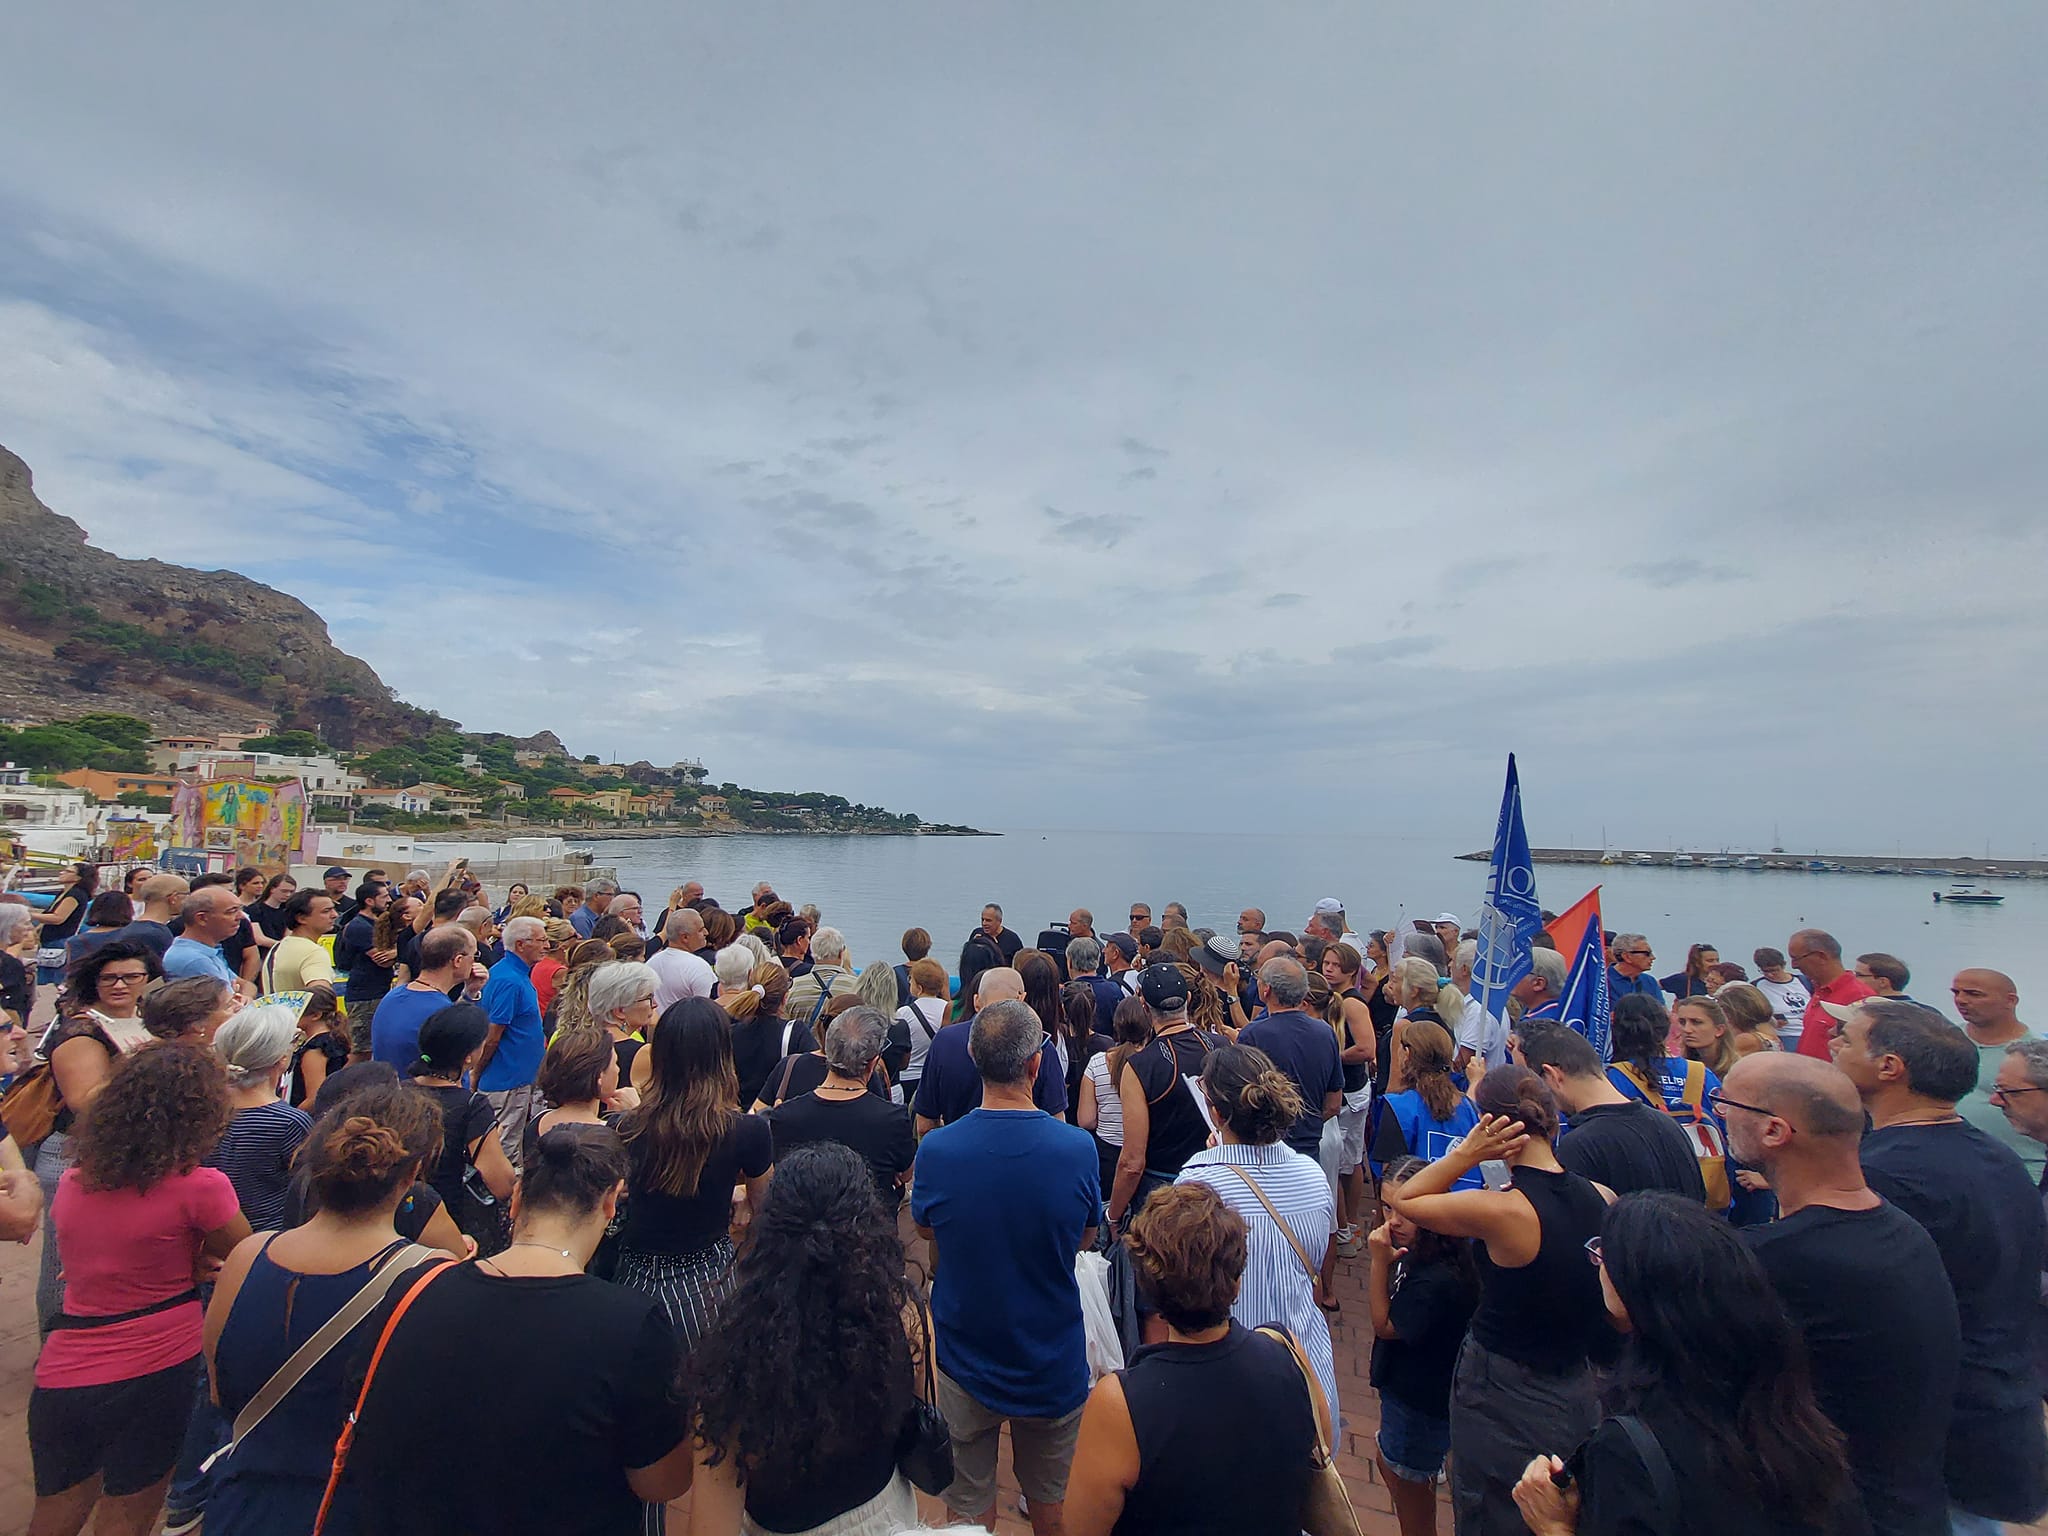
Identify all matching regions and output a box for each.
[200,1080,447,1535]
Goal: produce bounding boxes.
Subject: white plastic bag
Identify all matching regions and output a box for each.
[1075,1248,1124,1382]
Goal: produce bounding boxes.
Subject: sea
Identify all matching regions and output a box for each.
[572,830,2047,1015]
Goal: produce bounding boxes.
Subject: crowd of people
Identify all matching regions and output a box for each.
[0,861,2042,1536]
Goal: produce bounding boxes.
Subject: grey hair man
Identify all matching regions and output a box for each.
[651,906,715,1009]
[1067,935,1121,1034]
[1608,932,1662,1001]
[1160,901,1189,933]
[1828,1000,2048,1528]
[912,996,1100,1535]
[1513,946,1571,1022]
[787,925,853,1028]
[163,886,246,991]
[1995,1037,2048,1392]
[1239,957,1344,1158]
[762,1005,917,1207]
[571,876,619,938]
[1723,1051,1960,1536]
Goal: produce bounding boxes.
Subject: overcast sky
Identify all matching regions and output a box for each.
[1,5,2043,849]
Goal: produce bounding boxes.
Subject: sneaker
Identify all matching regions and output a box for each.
[162,1511,202,1536]
[1335,1225,1363,1258]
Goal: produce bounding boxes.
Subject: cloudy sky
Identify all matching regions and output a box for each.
[1,5,2043,848]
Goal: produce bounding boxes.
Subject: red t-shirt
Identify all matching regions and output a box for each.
[1798,972,1876,1059]
[35,1165,240,1389]
[532,956,565,1016]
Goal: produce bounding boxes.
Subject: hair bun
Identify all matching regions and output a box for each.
[328,1114,409,1179]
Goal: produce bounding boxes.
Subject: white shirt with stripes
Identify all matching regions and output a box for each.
[1177,1141,1339,1419]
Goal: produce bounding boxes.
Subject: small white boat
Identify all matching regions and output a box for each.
[1935,884,2004,905]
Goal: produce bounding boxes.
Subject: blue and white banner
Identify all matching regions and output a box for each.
[1471,754,1542,1021]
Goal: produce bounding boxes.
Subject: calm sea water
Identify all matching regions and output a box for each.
[579,830,2047,1013]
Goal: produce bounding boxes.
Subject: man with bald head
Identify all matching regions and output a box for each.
[1788,928,1873,1060]
[1831,999,2048,1531]
[1952,967,2042,1177]
[650,906,715,1010]
[912,967,1066,1132]
[1726,1052,1960,1536]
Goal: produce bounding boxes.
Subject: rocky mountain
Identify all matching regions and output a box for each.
[0,442,442,747]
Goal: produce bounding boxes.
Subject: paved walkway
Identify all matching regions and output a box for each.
[0,1217,2034,1536]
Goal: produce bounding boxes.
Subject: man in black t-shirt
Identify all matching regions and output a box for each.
[1523,1029,1707,1200]
[1726,1051,1961,1536]
[1832,1000,2048,1529]
[1237,957,1343,1157]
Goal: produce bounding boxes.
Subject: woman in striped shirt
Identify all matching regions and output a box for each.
[1175,1044,1339,1417]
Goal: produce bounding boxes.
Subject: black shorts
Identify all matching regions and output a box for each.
[29,1354,201,1497]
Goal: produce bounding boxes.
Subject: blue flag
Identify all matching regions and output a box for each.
[1548,886,1614,1061]
[1471,754,1542,1021]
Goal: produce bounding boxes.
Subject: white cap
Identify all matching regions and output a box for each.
[1312,897,1345,917]
[1435,912,1463,926]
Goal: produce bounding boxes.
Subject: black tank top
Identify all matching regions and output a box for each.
[1470,1165,1614,1374]
[1114,1324,1317,1536]
[1124,1027,1222,1177]
[1339,988,1372,1093]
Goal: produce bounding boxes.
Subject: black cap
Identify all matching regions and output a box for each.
[1192,934,1237,977]
[1105,932,1139,961]
[324,866,350,880]
[1139,963,1189,1010]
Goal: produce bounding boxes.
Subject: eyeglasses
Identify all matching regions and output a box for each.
[1704,1087,1772,1118]
[1584,1236,1603,1267]
[1990,1084,2046,1103]
[99,971,150,987]
[1623,949,1652,958]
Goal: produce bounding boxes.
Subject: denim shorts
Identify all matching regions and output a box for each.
[1376,1395,1451,1484]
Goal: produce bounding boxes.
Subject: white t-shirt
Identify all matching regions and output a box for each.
[1083,1052,1126,1146]
[1457,994,1510,1067]
[1754,975,1812,1045]
[648,945,717,1010]
[896,997,946,1082]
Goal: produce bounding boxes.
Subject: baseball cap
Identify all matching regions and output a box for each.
[1105,932,1139,961]
[1435,912,1463,927]
[324,866,350,880]
[1139,963,1190,1010]
[1818,997,1872,1025]
[1313,897,1345,917]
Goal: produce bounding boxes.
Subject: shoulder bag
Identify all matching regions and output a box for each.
[0,1061,60,1151]
[313,1256,461,1535]
[895,1294,954,1495]
[1612,1414,1679,1531]
[1219,1163,1318,1283]
[202,1240,436,1473]
[1254,1324,1364,1536]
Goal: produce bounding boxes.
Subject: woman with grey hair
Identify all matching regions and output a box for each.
[584,959,661,1086]
[761,1007,916,1209]
[0,902,38,1025]
[210,1001,315,1230]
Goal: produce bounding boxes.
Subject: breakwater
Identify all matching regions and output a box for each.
[1456,848,2048,878]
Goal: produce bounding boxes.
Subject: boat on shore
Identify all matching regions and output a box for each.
[1935,884,2004,905]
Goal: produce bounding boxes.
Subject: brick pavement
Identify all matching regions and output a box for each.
[0,1218,2036,1535]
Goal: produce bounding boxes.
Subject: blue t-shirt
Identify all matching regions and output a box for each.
[163,936,236,986]
[1607,967,1664,1000]
[571,904,600,939]
[1236,1010,1346,1156]
[477,952,544,1092]
[911,1109,1099,1418]
[1608,1056,1722,1115]
[371,986,452,1070]
[911,1018,1068,1125]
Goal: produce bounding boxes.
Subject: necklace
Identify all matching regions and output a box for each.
[1881,1112,1964,1129]
[486,1240,579,1271]
[816,1079,865,1095]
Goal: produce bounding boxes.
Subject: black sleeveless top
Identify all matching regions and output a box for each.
[1123,1027,1223,1178]
[1471,1165,1615,1374]
[1339,987,1372,1093]
[1114,1324,1317,1536]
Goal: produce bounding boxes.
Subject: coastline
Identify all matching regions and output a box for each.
[423,824,998,844]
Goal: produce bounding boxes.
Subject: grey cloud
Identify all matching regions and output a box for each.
[1042,505,1138,549]
[1624,558,1740,588]
[1261,592,1306,609]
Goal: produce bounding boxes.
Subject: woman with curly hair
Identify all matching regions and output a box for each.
[685,1142,922,1535]
[614,999,774,1356]
[336,1124,694,1532]
[1064,1181,1320,1536]
[34,937,163,1332]
[198,1081,445,1535]
[546,938,617,1037]
[28,1044,251,1536]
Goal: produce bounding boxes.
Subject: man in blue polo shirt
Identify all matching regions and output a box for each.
[1608,933,1665,1000]
[371,925,479,1068]
[912,998,1098,1532]
[911,967,1067,1132]
[161,886,243,988]
[477,916,548,1167]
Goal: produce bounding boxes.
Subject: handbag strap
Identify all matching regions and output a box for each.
[1613,1415,1678,1530]
[1220,1163,1317,1283]
[1254,1324,1334,1466]
[913,1295,938,1403]
[203,1241,434,1472]
[312,1256,460,1535]
[772,1054,802,1108]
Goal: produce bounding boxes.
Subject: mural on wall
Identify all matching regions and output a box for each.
[170,778,308,871]
[103,821,159,863]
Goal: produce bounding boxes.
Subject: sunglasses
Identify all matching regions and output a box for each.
[1584,1236,1603,1268]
